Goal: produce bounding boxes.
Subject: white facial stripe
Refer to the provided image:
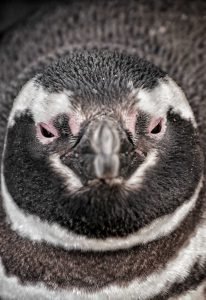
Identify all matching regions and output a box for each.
[126,150,158,187]
[169,280,206,300]
[49,154,83,191]
[137,76,196,127]
[1,151,203,252]
[0,211,206,300]
[8,78,75,127]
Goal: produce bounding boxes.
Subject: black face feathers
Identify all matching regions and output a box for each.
[2,49,204,238]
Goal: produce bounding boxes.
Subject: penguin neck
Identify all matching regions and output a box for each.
[0,171,204,252]
[0,182,206,295]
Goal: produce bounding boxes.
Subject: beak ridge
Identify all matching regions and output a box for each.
[92,121,120,179]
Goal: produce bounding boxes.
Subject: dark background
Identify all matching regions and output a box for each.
[0,1,66,40]
[0,1,205,40]
[0,2,38,37]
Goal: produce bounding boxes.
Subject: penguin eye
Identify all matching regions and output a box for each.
[36,122,59,144]
[148,117,165,136]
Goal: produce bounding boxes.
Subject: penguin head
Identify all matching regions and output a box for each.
[1,50,203,239]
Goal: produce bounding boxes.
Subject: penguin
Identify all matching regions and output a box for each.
[0,49,205,300]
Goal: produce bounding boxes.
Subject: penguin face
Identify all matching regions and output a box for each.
[1,50,203,239]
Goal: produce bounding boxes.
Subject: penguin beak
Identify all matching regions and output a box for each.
[63,119,124,184]
[91,120,120,180]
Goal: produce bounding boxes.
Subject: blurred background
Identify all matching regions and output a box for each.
[0,2,33,34]
[0,1,205,43]
[0,1,60,40]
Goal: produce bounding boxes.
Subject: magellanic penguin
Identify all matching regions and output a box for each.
[0,50,206,300]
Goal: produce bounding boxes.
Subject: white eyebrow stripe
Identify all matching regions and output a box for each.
[32,90,74,124]
[8,78,75,127]
[8,79,40,127]
[135,76,196,127]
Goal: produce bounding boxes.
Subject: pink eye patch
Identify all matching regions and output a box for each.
[36,122,59,144]
[36,113,83,144]
[148,117,166,137]
[123,109,166,138]
[68,114,83,136]
[123,110,137,135]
